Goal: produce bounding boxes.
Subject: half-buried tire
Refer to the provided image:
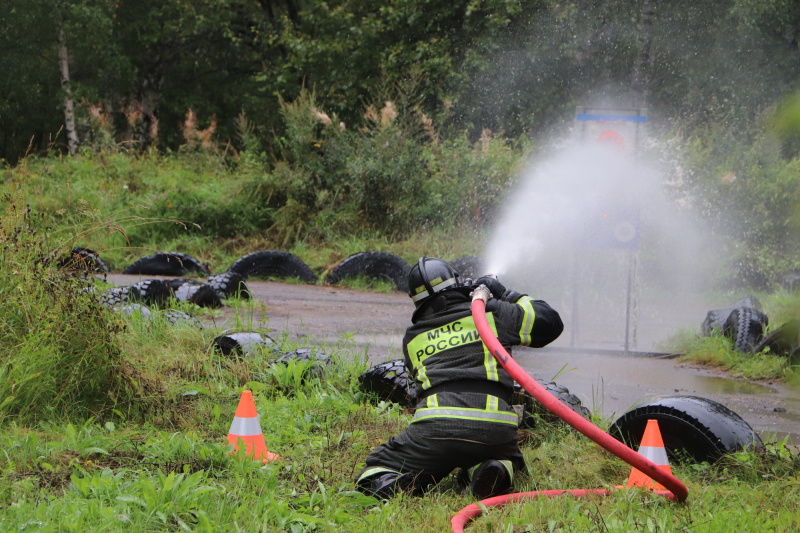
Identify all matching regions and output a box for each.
[723,306,769,353]
[326,252,411,292]
[227,250,317,283]
[207,272,251,300]
[751,319,800,357]
[608,395,764,463]
[358,359,417,407]
[58,247,111,273]
[212,331,275,357]
[123,252,209,276]
[513,382,591,428]
[130,279,172,307]
[173,283,222,308]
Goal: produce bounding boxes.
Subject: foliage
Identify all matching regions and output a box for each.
[677,122,800,288]
[3,0,800,165]
[0,193,131,423]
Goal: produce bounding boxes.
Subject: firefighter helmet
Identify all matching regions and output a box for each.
[407,257,461,308]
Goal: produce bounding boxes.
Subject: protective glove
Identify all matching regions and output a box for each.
[475,275,508,300]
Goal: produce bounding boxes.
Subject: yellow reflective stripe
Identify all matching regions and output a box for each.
[516,296,536,345]
[486,395,499,411]
[412,407,518,426]
[426,394,439,408]
[482,313,500,381]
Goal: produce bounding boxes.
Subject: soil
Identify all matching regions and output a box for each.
[108,274,800,445]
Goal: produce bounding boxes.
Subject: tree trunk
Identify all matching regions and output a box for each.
[58,27,79,156]
[631,0,656,108]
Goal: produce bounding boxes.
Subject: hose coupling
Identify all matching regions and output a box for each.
[471,284,491,304]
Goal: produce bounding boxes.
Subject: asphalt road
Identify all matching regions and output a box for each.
[109,274,800,444]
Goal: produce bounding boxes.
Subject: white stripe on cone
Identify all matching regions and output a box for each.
[228,416,262,437]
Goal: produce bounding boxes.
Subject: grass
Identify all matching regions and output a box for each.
[0,283,797,531]
[1,378,799,531]
[661,309,798,383]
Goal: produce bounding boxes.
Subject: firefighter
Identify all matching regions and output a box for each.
[355,256,564,500]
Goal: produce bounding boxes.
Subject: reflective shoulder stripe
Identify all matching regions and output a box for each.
[516,296,536,346]
[228,416,262,437]
[412,407,518,426]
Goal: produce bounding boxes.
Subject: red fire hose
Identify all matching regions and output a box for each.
[451,287,688,532]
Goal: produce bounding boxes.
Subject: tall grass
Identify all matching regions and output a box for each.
[0,193,133,423]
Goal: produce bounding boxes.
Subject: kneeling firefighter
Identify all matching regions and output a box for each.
[355,257,564,500]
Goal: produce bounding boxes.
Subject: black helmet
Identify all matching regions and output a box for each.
[407,257,461,308]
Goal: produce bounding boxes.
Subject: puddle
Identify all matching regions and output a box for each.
[692,376,774,395]
[516,346,800,444]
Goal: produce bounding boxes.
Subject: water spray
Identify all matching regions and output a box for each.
[450,285,688,532]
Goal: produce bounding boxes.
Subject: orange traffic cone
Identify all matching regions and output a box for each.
[227,390,280,463]
[625,419,671,490]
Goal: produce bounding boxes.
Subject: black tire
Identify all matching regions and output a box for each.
[358,359,418,407]
[164,278,202,292]
[609,395,764,463]
[212,331,275,357]
[161,310,203,329]
[449,256,484,282]
[326,252,411,292]
[207,272,251,300]
[99,286,141,308]
[130,279,172,307]
[227,250,317,283]
[122,252,209,276]
[113,303,152,318]
[751,319,800,357]
[275,347,330,365]
[723,306,768,353]
[701,296,763,336]
[274,348,330,378]
[58,247,111,273]
[173,283,223,308]
[512,381,591,429]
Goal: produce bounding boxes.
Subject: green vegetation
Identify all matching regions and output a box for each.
[0,164,798,531]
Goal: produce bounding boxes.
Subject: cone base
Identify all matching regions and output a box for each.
[227,434,280,463]
[625,467,668,491]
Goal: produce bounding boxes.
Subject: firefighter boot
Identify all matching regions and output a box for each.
[356,471,422,500]
[466,460,513,500]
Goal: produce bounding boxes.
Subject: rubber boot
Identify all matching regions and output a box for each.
[467,460,513,500]
[356,472,420,500]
